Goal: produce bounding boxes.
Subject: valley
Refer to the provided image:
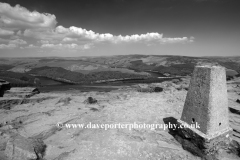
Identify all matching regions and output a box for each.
[0,55,239,90]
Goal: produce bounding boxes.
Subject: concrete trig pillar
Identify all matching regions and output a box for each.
[177,65,232,155]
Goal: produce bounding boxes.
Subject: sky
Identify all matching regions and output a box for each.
[0,0,239,57]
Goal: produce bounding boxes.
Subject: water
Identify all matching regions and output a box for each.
[36,76,120,92]
[36,76,63,85]
[36,75,177,92]
[39,84,118,92]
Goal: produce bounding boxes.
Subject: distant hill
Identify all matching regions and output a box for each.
[28,66,146,84]
[82,55,240,75]
[0,64,14,71]
[0,55,239,79]
[0,71,35,87]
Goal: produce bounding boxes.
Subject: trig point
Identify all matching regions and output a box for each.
[177,65,232,155]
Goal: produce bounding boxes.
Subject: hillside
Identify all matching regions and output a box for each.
[28,66,146,84]
[1,55,239,76]
[0,56,239,85]
[0,71,35,87]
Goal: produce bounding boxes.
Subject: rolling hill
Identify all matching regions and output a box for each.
[0,55,239,84]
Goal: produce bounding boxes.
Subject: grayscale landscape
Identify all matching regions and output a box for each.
[0,0,240,160]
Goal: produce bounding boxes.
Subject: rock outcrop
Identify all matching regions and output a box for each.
[4,87,40,98]
[0,79,11,97]
[0,87,42,110]
[0,76,239,159]
[85,96,97,104]
[0,131,13,151]
[135,84,164,93]
[236,99,240,104]
[0,97,54,110]
[5,135,46,160]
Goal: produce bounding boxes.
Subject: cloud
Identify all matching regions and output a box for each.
[25,44,38,48]
[0,37,10,43]
[38,40,49,44]
[9,39,27,45]
[0,38,27,49]
[0,2,194,51]
[0,28,14,36]
[62,37,78,42]
[0,43,16,49]
[0,2,57,30]
[24,25,193,45]
[83,43,93,49]
[41,43,92,50]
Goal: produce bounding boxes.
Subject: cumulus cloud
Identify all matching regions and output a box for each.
[0,2,57,30]
[0,28,14,36]
[41,43,92,50]
[0,38,27,49]
[56,26,193,44]
[62,37,78,42]
[25,44,38,48]
[0,37,10,43]
[9,39,27,45]
[0,43,16,49]
[23,29,66,41]
[38,40,49,44]
[24,25,193,45]
[0,2,194,51]
[83,43,93,49]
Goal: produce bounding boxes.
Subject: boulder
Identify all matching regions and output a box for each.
[5,135,46,160]
[57,97,71,105]
[175,84,189,91]
[227,76,234,81]
[0,79,11,97]
[85,97,98,104]
[153,87,163,92]
[172,79,180,84]
[236,99,240,104]
[136,84,163,93]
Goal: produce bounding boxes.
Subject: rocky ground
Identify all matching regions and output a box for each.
[0,78,240,160]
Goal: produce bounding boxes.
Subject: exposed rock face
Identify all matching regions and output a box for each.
[0,79,11,97]
[0,87,41,109]
[0,77,239,159]
[4,87,40,98]
[0,131,13,151]
[5,135,46,160]
[0,97,54,110]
